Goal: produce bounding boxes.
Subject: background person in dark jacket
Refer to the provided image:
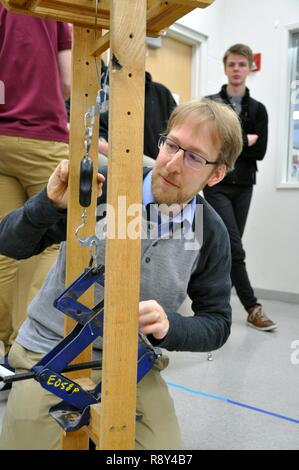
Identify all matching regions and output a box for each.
[98,71,177,163]
[204,43,276,332]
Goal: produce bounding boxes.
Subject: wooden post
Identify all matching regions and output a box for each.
[61,26,100,450]
[98,0,146,450]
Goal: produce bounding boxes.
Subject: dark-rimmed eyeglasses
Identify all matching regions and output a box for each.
[158,135,219,171]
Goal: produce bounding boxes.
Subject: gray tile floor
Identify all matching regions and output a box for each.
[164,295,299,450]
[0,294,298,449]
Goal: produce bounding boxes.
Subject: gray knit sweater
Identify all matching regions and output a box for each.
[0,174,232,354]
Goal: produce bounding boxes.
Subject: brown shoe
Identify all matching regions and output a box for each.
[247,304,277,331]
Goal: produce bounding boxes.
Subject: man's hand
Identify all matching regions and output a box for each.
[98,138,109,156]
[47,159,105,210]
[247,134,258,147]
[139,300,169,340]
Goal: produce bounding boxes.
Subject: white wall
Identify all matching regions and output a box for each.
[179,0,299,296]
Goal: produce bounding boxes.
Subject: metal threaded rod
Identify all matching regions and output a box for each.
[0,360,101,385]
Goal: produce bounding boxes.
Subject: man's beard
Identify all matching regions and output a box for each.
[152,167,214,206]
[152,170,188,206]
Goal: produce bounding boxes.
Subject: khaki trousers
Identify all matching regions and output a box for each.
[0,136,69,349]
[0,343,182,450]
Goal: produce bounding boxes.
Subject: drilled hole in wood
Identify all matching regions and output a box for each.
[126,149,130,153]
[127,111,131,115]
[86,61,89,66]
[85,93,88,97]
[87,30,90,33]
[129,33,134,39]
[128,73,132,78]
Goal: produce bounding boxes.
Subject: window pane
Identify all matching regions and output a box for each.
[288,32,299,183]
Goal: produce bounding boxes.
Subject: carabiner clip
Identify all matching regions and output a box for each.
[78,235,100,269]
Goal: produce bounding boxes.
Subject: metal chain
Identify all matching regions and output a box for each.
[75,0,105,267]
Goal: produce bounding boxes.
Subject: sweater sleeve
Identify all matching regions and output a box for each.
[149,207,232,352]
[57,22,72,51]
[0,188,67,260]
[241,102,268,161]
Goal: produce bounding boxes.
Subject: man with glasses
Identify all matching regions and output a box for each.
[0,100,242,450]
[204,44,277,332]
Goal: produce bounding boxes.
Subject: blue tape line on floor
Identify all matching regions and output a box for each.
[166,381,227,402]
[166,381,299,425]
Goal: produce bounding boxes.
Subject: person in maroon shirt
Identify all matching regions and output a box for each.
[0,6,72,353]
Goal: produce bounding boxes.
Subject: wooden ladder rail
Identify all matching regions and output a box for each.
[62,0,146,450]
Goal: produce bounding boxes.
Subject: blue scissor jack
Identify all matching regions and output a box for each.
[29,264,161,432]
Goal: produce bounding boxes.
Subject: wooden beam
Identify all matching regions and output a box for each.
[39,0,109,17]
[30,7,109,29]
[147,3,197,36]
[159,0,213,7]
[85,403,102,445]
[99,0,146,450]
[27,0,42,8]
[91,32,110,57]
[1,0,27,6]
[61,25,100,451]
[2,0,214,32]
[0,2,109,29]
[146,0,213,36]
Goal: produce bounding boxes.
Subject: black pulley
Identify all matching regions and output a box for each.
[79,157,93,207]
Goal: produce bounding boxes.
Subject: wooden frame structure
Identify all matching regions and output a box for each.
[2,0,213,450]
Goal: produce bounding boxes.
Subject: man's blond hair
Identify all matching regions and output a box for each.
[166,99,243,171]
